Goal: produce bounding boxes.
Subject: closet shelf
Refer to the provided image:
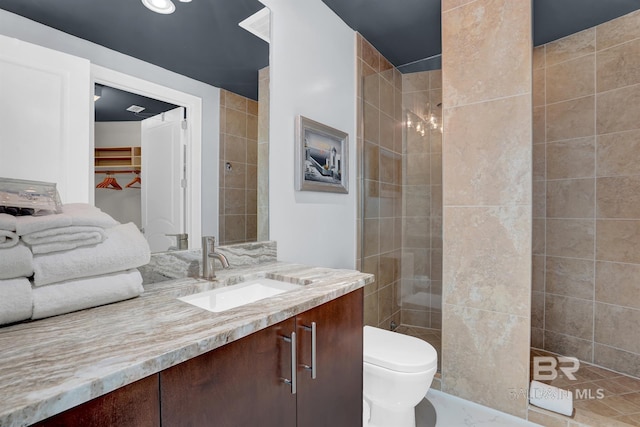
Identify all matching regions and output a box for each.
[95,146,141,168]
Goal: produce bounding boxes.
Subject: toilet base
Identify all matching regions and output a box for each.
[366,403,416,427]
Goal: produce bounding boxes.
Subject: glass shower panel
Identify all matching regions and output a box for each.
[360,66,403,329]
[400,70,443,336]
[357,35,443,371]
[394,70,443,370]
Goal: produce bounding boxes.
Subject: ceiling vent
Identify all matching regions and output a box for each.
[126,105,146,113]
[239,7,270,44]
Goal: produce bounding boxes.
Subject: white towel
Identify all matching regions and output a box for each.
[0,243,34,280]
[0,230,19,249]
[32,222,150,286]
[15,212,71,236]
[22,225,106,255]
[0,278,33,325]
[62,203,119,228]
[15,203,118,236]
[32,269,143,320]
[0,213,16,231]
[529,380,573,416]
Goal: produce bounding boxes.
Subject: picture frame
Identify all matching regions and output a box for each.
[295,115,349,193]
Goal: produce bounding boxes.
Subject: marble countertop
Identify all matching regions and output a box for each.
[0,260,373,427]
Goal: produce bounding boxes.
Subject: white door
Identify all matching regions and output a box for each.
[141,107,186,252]
[0,34,91,203]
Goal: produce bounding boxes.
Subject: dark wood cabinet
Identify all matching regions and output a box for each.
[160,317,298,427]
[161,288,363,427]
[33,374,160,427]
[31,289,363,427]
[296,288,363,427]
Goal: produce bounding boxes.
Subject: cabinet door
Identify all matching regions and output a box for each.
[296,289,363,427]
[160,317,297,427]
[32,374,160,427]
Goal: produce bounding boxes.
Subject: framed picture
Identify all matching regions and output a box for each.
[295,115,349,193]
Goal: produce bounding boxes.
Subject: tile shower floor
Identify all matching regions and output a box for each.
[531,348,640,426]
[394,325,640,426]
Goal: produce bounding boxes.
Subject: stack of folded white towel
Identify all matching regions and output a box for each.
[0,204,151,326]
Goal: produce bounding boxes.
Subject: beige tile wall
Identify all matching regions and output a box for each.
[401,70,443,329]
[357,34,403,329]
[219,89,258,245]
[532,9,640,378]
[442,0,532,418]
[257,67,269,242]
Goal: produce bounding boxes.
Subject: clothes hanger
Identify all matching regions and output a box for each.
[125,172,142,189]
[96,173,123,190]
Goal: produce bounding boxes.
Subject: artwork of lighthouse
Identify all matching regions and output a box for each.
[295,115,349,193]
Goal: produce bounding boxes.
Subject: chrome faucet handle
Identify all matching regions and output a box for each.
[166,233,189,250]
[202,236,216,280]
[201,236,230,280]
[202,235,216,251]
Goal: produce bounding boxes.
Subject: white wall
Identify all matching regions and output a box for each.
[95,122,142,148]
[260,0,357,269]
[94,122,142,228]
[0,9,219,237]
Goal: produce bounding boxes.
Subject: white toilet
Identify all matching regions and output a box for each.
[363,326,438,427]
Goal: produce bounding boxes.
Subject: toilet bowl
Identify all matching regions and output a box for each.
[363,326,438,427]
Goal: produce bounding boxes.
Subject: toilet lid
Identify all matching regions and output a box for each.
[363,326,438,373]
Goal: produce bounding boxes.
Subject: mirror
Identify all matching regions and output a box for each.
[0,6,268,254]
[93,68,270,252]
[94,84,187,253]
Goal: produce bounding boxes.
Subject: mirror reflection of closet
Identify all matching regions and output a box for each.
[94,84,185,252]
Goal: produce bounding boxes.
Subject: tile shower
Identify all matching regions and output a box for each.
[532,9,640,380]
[358,5,640,425]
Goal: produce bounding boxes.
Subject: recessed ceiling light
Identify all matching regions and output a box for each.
[178,0,192,2]
[141,0,175,14]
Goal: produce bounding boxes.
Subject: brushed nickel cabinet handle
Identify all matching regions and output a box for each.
[301,322,317,379]
[282,332,297,394]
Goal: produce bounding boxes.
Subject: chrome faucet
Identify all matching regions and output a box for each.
[202,236,230,280]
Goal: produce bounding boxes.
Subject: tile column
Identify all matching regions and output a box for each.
[441,0,533,418]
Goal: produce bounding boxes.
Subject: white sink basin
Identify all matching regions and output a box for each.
[179,278,303,313]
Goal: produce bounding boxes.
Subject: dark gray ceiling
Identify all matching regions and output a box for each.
[95,85,179,122]
[322,0,640,70]
[0,0,268,100]
[1,0,640,107]
[323,0,442,68]
[533,0,640,46]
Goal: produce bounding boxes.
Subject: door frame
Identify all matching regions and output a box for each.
[91,64,202,250]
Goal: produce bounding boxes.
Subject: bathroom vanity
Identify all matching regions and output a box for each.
[0,243,373,427]
[162,289,362,427]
